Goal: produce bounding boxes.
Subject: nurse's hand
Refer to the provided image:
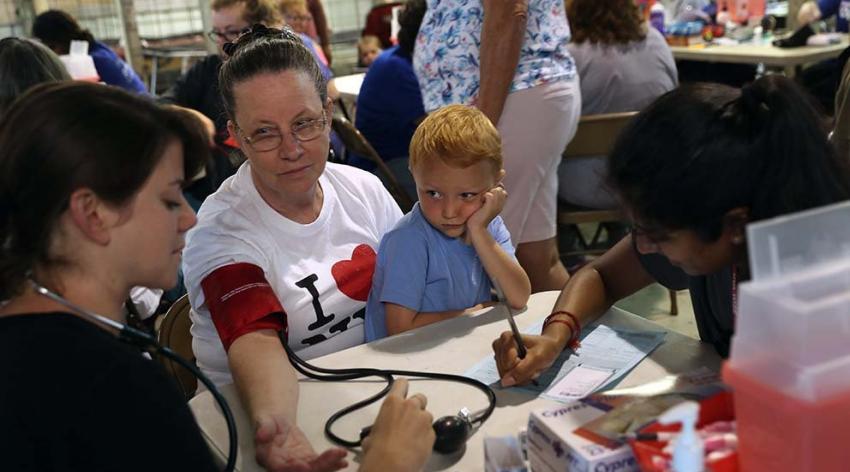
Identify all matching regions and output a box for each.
[492,331,565,387]
[254,415,347,472]
[361,378,435,472]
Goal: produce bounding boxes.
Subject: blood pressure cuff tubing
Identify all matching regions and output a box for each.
[201,262,288,351]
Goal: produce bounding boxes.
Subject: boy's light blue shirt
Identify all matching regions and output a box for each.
[365,203,515,341]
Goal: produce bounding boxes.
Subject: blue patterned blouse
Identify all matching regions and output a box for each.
[413,0,576,112]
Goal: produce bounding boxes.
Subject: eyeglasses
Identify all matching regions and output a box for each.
[236,111,328,152]
[207,27,250,42]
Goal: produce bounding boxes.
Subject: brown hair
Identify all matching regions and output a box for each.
[31,10,96,55]
[566,0,646,45]
[0,37,70,115]
[0,82,208,300]
[409,104,502,171]
[219,25,326,120]
[211,0,282,26]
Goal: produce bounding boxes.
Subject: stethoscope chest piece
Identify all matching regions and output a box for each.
[432,408,472,454]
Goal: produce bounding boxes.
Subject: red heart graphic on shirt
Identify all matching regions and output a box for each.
[331,244,377,302]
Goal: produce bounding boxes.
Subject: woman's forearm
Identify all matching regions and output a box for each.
[545,235,656,346]
[228,329,300,424]
[478,0,528,124]
[545,266,613,346]
[469,226,530,309]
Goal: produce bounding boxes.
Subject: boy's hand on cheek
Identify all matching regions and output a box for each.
[466,185,508,234]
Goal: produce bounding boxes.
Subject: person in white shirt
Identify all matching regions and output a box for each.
[182,25,419,471]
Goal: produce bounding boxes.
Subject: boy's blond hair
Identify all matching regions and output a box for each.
[409,104,502,172]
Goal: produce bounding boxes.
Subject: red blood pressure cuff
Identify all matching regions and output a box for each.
[201,263,288,351]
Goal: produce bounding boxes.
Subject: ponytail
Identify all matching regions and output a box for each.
[736,76,850,223]
[608,75,850,240]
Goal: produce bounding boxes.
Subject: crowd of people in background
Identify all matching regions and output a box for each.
[4,0,850,471]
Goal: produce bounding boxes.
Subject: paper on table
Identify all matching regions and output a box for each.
[547,364,614,402]
[463,323,665,402]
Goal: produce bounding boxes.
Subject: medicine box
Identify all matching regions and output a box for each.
[527,402,638,472]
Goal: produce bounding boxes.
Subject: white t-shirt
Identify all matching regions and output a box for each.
[183,162,402,386]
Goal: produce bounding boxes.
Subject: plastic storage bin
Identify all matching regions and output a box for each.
[59,40,99,83]
[724,200,850,471]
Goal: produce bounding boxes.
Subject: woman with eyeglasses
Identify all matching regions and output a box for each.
[181,26,418,470]
[492,75,850,387]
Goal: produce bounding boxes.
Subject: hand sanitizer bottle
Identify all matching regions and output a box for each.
[658,401,704,472]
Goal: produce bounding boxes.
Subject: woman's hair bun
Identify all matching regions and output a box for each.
[222,23,302,57]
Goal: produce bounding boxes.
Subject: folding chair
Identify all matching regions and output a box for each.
[155,294,198,399]
[559,111,678,315]
[331,115,415,212]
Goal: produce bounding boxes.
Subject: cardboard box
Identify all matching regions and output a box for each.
[527,402,638,472]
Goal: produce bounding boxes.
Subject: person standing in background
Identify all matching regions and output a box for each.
[307,0,333,64]
[414,0,581,293]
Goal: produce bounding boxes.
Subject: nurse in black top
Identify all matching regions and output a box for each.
[492,75,850,386]
[0,82,217,471]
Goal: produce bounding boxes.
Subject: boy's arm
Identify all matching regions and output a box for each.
[385,302,488,335]
[467,187,531,310]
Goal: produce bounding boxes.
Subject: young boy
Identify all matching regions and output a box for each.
[365,104,531,341]
[357,35,382,67]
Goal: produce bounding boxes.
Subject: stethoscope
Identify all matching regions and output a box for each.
[32,281,499,463]
[280,334,497,454]
[29,280,238,472]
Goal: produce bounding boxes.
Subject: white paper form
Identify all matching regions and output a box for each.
[547,364,614,402]
[463,322,666,402]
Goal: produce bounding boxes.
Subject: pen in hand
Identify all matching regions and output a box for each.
[494,283,539,387]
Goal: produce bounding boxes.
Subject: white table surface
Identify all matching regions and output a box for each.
[670,36,848,67]
[189,290,721,471]
[334,73,366,101]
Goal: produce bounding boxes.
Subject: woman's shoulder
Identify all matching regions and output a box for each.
[194,165,259,225]
[641,27,672,50]
[324,162,388,196]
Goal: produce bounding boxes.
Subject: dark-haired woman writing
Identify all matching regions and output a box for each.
[493,75,850,386]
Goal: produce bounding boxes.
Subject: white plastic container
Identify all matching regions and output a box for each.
[724,200,850,471]
[59,40,99,83]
